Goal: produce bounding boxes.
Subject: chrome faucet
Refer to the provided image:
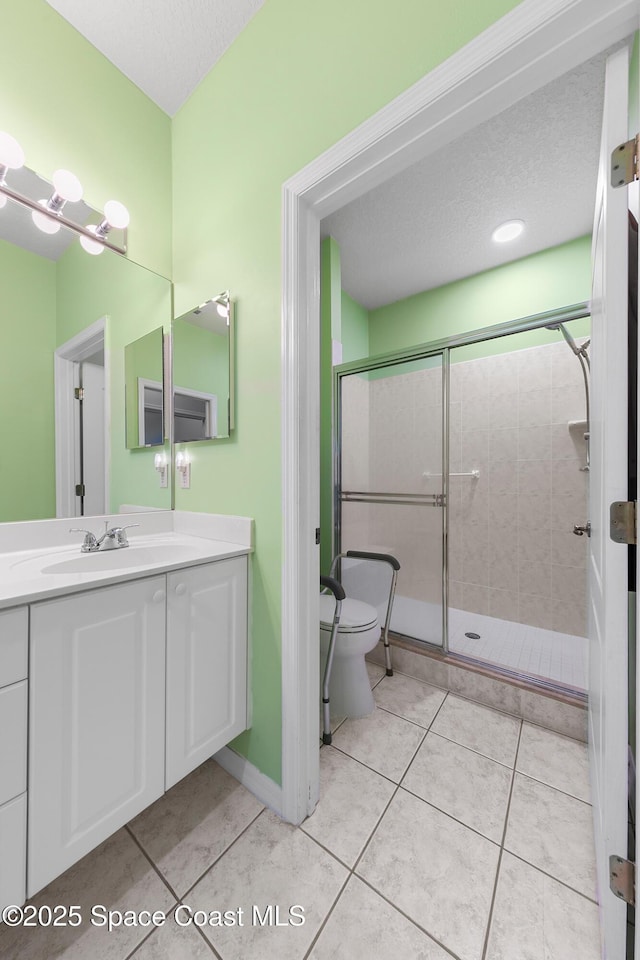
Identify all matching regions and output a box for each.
[69,522,140,553]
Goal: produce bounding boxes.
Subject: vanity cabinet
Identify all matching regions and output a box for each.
[166,557,247,789]
[9,553,250,902]
[28,577,167,896]
[0,607,28,912]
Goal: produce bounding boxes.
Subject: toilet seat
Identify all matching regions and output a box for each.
[319,595,378,633]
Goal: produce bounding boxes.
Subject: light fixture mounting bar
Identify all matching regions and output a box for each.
[0,181,127,255]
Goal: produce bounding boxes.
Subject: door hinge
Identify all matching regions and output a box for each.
[315,527,321,545]
[610,501,636,545]
[610,855,635,906]
[75,483,85,497]
[611,134,640,187]
[74,387,84,400]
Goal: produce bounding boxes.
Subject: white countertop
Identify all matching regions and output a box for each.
[0,516,253,610]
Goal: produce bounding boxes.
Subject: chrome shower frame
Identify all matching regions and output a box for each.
[333,300,590,692]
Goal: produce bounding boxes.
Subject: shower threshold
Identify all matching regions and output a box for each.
[386,595,587,695]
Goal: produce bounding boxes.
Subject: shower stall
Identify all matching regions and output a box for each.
[335,303,591,696]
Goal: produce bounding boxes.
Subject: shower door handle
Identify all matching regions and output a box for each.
[573,522,591,537]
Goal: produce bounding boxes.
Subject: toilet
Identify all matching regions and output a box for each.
[319,594,380,718]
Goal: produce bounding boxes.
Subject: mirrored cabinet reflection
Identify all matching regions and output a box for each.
[172,293,235,442]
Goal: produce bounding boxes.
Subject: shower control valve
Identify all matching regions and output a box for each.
[572,523,591,538]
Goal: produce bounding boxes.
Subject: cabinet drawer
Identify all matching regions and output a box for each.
[0,793,26,914]
[0,681,27,806]
[0,608,28,688]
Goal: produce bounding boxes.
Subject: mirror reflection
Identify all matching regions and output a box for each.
[172,295,234,442]
[125,328,165,449]
[0,165,172,523]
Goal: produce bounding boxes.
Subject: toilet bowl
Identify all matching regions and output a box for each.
[319,594,380,719]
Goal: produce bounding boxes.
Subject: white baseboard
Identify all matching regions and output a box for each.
[214,746,283,816]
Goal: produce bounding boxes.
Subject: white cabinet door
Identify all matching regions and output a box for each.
[166,558,248,789]
[28,577,166,897]
[0,794,26,913]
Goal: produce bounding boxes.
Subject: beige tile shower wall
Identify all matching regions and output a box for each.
[449,341,588,637]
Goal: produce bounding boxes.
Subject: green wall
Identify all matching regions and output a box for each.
[173,321,230,415]
[341,291,369,363]
[0,239,56,521]
[0,0,172,278]
[171,0,521,784]
[369,235,592,356]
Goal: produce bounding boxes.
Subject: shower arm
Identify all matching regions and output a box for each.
[546,322,590,471]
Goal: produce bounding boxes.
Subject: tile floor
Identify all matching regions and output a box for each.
[0,666,601,960]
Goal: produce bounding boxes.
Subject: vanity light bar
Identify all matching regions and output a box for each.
[0,131,128,256]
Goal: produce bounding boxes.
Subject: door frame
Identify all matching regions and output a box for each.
[280,0,640,826]
[54,317,109,518]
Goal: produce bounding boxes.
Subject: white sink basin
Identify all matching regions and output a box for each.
[41,544,198,574]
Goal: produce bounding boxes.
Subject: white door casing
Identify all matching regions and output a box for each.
[589,45,631,959]
[281,0,639,829]
[81,361,106,516]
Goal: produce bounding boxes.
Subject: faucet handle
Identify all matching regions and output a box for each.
[111,523,140,546]
[69,528,98,552]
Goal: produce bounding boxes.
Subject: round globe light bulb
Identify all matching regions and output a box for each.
[216,301,228,319]
[32,201,60,235]
[79,225,105,256]
[491,219,525,243]
[0,132,25,170]
[52,169,83,203]
[104,200,129,229]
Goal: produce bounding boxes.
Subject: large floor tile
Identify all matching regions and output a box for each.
[357,789,500,960]
[301,746,395,866]
[486,852,601,960]
[402,733,512,842]
[128,759,264,897]
[331,706,425,782]
[430,695,520,766]
[0,828,175,960]
[516,722,590,801]
[187,810,347,960]
[309,875,451,959]
[505,773,596,899]
[130,921,214,959]
[373,675,447,728]
[366,661,386,687]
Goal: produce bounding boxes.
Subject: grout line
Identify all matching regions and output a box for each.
[328,742,406,787]
[480,719,522,960]
[122,926,159,960]
[125,824,180,902]
[513,767,592,806]
[503,849,599,906]
[374,702,444,732]
[178,807,267,902]
[424,729,517,771]
[396,784,502,848]
[301,872,352,959]
[354,874,465,960]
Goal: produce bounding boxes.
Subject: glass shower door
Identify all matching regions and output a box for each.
[337,355,445,647]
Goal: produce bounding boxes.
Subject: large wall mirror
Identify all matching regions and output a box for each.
[172,294,235,442]
[0,162,172,523]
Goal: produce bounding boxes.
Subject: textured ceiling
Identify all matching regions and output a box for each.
[322,53,607,310]
[45,0,266,115]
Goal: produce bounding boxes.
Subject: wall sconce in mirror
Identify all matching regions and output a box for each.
[172,292,235,442]
[124,327,165,450]
[0,131,129,256]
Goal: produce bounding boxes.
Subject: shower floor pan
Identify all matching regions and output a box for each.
[387,595,587,692]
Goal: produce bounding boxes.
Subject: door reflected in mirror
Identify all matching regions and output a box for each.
[125,328,165,449]
[0,160,172,523]
[172,295,234,442]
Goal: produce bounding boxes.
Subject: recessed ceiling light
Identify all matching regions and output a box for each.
[492,219,525,243]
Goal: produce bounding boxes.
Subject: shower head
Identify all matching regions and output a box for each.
[545,321,590,365]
